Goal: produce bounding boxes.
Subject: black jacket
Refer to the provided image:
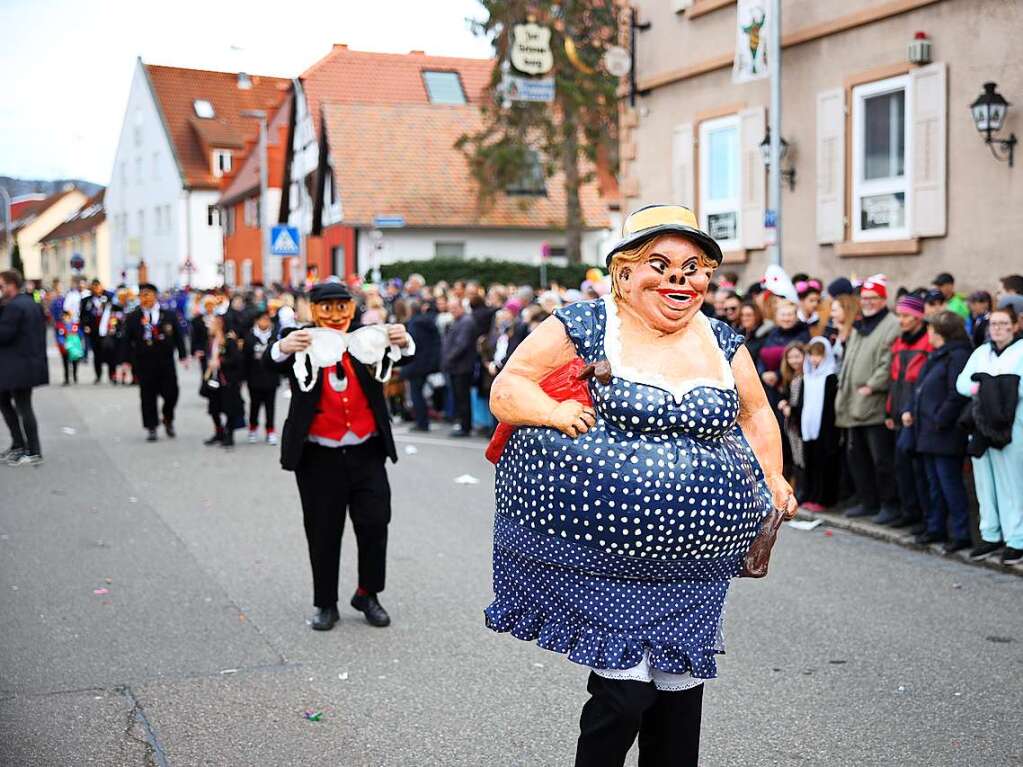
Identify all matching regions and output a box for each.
[399,312,441,380]
[442,314,479,375]
[961,371,1021,454]
[244,328,280,390]
[790,373,839,450]
[264,326,407,471]
[910,340,971,456]
[123,307,187,375]
[190,315,209,357]
[80,291,113,336]
[0,293,49,390]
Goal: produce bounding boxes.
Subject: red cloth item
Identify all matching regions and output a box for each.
[886,330,933,417]
[309,353,376,441]
[860,273,888,299]
[485,358,591,465]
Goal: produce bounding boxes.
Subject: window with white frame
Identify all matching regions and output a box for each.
[152,152,160,180]
[224,259,236,287]
[212,149,232,178]
[137,209,145,236]
[135,156,143,184]
[852,74,911,241]
[698,114,741,253]
[154,206,162,233]
[241,259,253,286]
[243,197,260,228]
[434,241,466,259]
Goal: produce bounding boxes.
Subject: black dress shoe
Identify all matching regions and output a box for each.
[969,540,1004,560]
[146,429,158,442]
[204,433,223,446]
[164,421,176,438]
[942,539,972,555]
[909,521,927,536]
[889,514,920,529]
[310,606,340,631]
[871,507,902,526]
[914,531,946,545]
[350,593,391,627]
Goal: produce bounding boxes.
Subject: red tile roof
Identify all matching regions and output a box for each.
[145,64,290,190]
[40,190,106,243]
[300,45,495,134]
[321,101,608,230]
[8,190,78,235]
[10,194,47,222]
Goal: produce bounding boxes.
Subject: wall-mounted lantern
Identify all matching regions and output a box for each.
[970,82,1017,167]
[759,127,796,191]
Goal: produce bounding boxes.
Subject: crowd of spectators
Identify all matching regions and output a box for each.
[14,265,1023,566]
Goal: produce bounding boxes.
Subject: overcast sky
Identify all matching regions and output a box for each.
[1,0,493,185]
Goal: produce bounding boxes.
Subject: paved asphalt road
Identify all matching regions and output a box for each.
[2,359,1022,766]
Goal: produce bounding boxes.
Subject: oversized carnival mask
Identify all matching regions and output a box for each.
[293,325,401,392]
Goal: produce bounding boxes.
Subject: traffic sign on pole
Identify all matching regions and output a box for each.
[270,225,301,256]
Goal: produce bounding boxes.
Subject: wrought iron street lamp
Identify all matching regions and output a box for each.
[970,82,1017,167]
[759,127,795,191]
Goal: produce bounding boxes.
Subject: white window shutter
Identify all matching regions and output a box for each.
[816,88,845,244]
[671,123,695,208]
[911,62,947,238]
[739,106,766,250]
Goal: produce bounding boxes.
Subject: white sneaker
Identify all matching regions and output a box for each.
[248,430,258,444]
[9,453,42,467]
[266,432,278,446]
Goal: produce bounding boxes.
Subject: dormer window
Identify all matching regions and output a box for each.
[212,149,232,178]
[193,99,215,119]
[237,72,252,90]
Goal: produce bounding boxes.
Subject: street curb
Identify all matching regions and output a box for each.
[795,509,1023,578]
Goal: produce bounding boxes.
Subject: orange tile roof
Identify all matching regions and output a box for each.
[8,189,78,235]
[145,64,290,189]
[321,101,609,230]
[40,190,106,243]
[300,45,495,134]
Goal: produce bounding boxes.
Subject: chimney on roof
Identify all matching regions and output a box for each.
[333,44,348,50]
[237,72,253,89]
[410,50,425,55]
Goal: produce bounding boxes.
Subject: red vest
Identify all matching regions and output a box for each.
[308,353,376,441]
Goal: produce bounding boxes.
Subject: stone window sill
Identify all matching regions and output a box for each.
[835,239,920,258]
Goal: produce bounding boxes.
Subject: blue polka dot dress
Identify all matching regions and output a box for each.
[485,295,771,681]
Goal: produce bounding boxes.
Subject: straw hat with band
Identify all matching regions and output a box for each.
[605,204,723,268]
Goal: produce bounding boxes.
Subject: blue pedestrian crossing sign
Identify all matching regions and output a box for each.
[270,225,301,256]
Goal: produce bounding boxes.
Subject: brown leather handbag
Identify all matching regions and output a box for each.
[740,505,786,578]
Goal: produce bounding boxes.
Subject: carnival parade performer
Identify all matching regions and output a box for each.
[486,205,796,766]
[265,280,415,631]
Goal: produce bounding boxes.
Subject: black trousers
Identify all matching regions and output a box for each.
[294,440,391,607]
[802,439,840,507]
[845,424,897,510]
[61,355,80,384]
[575,673,703,767]
[449,372,473,433]
[0,388,41,456]
[138,370,179,429]
[248,387,276,431]
[91,336,112,381]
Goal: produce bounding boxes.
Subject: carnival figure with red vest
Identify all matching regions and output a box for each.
[265,280,414,631]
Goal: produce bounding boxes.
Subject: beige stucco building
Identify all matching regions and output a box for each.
[39,190,111,287]
[4,188,88,282]
[620,0,1022,293]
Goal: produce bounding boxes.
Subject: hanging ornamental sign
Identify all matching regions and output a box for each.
[510,22,554,76]
[732,0,770,84]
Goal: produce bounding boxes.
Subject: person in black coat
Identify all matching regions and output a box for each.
[243,309,280,443]
[0,270,49,465]
[201,315,245,448]
[790,337,840,510]
[399,299,441,431]
[123,283,188,442]
[263,281,415,632]
[190,294,216,376]
[905,311,973,553]
[80,278,116,383]
[442,298,479,437]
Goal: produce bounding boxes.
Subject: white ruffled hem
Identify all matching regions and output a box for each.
[591,651,705,692]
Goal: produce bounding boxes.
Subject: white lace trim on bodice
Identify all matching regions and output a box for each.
[601,294,734,403]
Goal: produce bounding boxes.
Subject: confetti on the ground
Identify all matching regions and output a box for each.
[404,445,418,455]
[61,426,77,435]
[220,668,238,675]
[824,530,834,537]
[128,497,138,504]
[786,519,823,531]
[338,672,349,681]
[303,709,323,722]
[533,662,544,668]
[454,474,480,485]
[93,588,109,596]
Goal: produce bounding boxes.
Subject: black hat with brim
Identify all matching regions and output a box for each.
[308,281,353,303]
[605,205,723,268]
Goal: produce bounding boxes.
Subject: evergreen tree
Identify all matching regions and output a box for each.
[458,0,620,264]
[11,242,23,276]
